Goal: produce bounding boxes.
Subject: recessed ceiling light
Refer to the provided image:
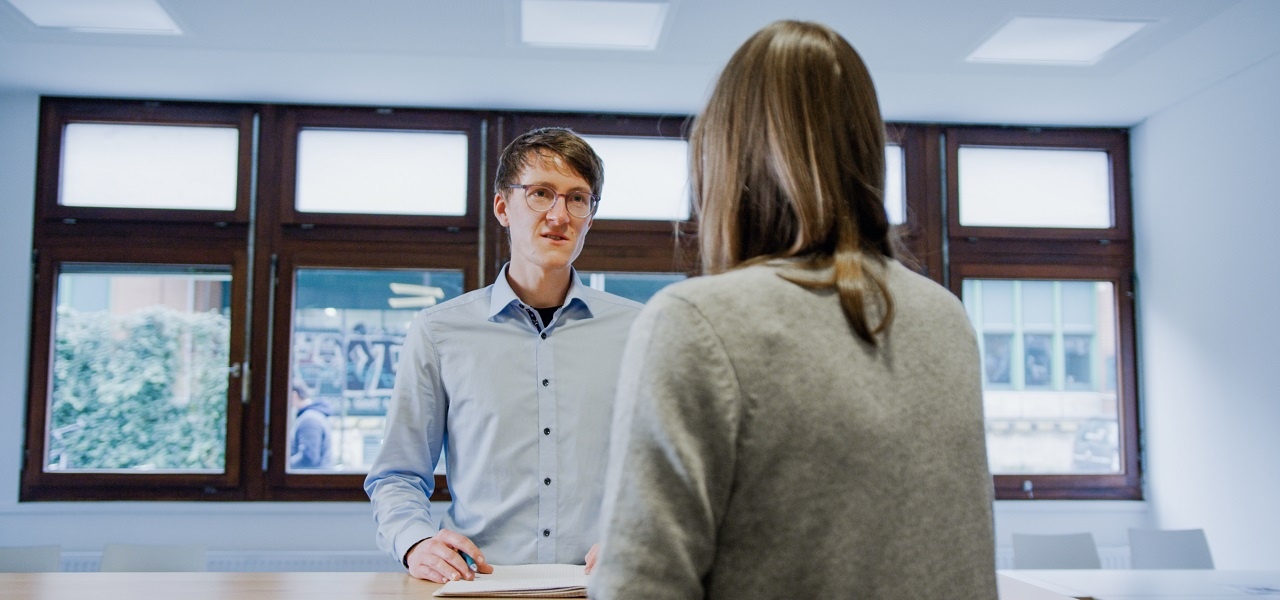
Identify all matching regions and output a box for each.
[521,0,668,50]
[967,16,1147,65]
[6,0,181,35]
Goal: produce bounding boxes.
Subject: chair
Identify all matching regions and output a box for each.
[0,545,62,572]
[1128,528,1214,569]
[99,543,207,572]
[1012,532,1102,569]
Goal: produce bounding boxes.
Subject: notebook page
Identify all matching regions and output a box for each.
[434,563,587,598]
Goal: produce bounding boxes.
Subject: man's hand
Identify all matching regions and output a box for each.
[584,543,600,575]
[404,529,494,583]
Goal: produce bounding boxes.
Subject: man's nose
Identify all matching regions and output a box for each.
[544,195,571,222]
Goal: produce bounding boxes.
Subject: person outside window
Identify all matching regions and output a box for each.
[288,383,333,469]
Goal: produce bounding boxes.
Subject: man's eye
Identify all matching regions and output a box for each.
[529,187,554,199]
[568,194,591,205]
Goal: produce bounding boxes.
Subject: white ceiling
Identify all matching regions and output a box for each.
[1,0,1278,127]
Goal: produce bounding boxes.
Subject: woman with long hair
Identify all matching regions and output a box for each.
[590,20,996,599]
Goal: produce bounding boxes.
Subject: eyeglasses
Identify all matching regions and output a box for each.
[508,184,599,219]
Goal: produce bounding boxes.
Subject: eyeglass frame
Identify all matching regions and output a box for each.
[506,184,600,219]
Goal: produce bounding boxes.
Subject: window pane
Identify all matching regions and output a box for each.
[980,280,1014,326]
[1023,333,1054,387]
[47,265,232,473]
[885,144,905,225]
[958,147,1112,228]
[582,135,689,221]
[579,271,685,304]
[295,129,468,216]
[1064,334,1093,388]
[287,268,464,473]
[964,279,1120,475]
[1060,281,1095,327]
[983,333,1013,386]
[1021,280,1054,326]
[60,123,239,210]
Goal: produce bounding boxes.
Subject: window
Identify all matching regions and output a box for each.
[48,265,233,473]
[579,135,689,221]
[947,127,1138,500]
[293,129,469,216]
[24,98,690,502]
[284,267,466,474]
[60,122,240,211]
[24,99,254,501]
[966,278,1121,474]
[579,271,688,304]
[24,100,1137,502]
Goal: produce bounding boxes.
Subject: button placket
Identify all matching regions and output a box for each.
[535,322,558,563]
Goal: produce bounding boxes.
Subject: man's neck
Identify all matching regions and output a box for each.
[505,262,572,308]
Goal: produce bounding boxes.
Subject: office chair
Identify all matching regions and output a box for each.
[1128,528,1215,569]
[99,543,207,572]
[0,545,62,572]
[1012,532,1102,569]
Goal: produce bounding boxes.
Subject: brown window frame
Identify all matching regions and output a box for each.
[35,98,256,226]
[276,105,486,230]
[23,97,699,502]
[22,98,1140,503]
[264,249,479,502]
[944,126,1140,500]
[887,124,944,280]
[22,243,251,501]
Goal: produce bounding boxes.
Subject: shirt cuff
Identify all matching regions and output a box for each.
[395,521,443,567]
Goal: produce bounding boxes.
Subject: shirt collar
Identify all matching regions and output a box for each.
[487,263,595,322]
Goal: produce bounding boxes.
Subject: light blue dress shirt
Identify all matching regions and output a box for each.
[364,264,642,566]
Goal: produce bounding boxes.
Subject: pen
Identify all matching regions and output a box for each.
[459,550,478,571]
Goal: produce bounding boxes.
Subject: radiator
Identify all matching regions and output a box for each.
[995,546,1131,570]
[59,550,403,573]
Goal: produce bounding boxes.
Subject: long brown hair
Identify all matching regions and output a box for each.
[691,20,894,345]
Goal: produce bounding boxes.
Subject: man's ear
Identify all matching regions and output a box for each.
[493,192,510,228]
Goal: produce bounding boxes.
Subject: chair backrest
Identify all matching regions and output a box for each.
[1012,532,1102,569]
[0,545,62,572]
[99,543,207,572]
[1128,528,1214,569]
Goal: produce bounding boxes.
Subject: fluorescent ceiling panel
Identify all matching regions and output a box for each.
[7,0,181,35]
[967,17,1146,65]
[522,0,667,50]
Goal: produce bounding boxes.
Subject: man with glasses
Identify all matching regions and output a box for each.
[365,127,642,583]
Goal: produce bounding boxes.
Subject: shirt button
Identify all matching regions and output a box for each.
[540,332,547,340]
[542,379,549,386]
[543,529,551,537]
[543,428,551,435]
[544,477,551,486]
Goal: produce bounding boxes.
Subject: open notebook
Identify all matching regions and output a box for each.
[434,563,587,598]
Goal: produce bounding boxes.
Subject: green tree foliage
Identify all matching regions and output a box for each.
[48,305,229,471]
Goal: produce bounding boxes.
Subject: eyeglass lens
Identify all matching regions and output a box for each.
[521,185,595,218]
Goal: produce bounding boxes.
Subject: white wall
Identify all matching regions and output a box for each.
[1130,51,1280,568]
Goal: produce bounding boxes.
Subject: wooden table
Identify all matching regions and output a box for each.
[998,573,1078,599]
[2,571,450,600]
[1000,569,1280,599]
[21,570,1273,600]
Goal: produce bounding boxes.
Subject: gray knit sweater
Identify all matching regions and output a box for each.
[590,260,996,599]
